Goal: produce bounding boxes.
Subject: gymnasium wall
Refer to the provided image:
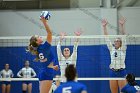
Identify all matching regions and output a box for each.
[0,7,140,36]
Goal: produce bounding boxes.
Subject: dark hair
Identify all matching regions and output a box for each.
[5,64,9,66]
[65,64,76,81]
[126,73,137,86]
[27,35,39,61]
[63,47,71,57]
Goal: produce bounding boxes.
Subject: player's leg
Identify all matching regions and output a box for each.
[6,84,11,93]
[118,80,126,93]
[27,83,32,93]
[52,75,61,92]
[55,75,61,87]
[40,80,53,93]
[2,83,6,93]
[38,67,54,93]
[51,81,60,93]
[109,69,120,93]
[49,84,53,93]
[109,80,119,93]
[22,83,27,93]
[118,69,127,92]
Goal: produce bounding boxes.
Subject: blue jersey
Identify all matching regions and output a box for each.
[121,84,140,93]
[54,81,87,93]
[37,41,54,68]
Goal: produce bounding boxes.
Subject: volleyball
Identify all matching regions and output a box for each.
[40,11,51,20]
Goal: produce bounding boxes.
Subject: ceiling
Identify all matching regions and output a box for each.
[0,0,140,10]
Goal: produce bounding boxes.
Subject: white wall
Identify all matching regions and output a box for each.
[0,7,140,36]
[118,7,140,35]
[100,8,118,35]
[0,9,101,36]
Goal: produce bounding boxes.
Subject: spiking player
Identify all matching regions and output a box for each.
[28,12,59,93]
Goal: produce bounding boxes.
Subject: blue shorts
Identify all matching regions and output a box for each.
[22,81,32,85]
[1,81,11,85]
[110,69,127,77]
[38,67,53,81]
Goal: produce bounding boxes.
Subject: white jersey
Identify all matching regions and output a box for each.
[17,67,36,78]
[57,41,78,82]
[0,69,14,78]
[106,37,127,69]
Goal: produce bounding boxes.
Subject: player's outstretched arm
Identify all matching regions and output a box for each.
[119,17,127,50]
[70,30,82,65]
[119,17,126,35]
[102,19,108,35]
[74,28,82,42]
[101,19,113,50]
[40,17,52,44]
[59,32,66,42]
[57,32,66,61]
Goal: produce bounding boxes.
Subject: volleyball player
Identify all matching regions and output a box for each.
[121,73,140,93]
[17,60,36,93]
[102,17,127,93]
[0,64,14,93]
[50,30,81,93]
[54,64,87,93]
[28,17,59,93]
[57,30,82,82]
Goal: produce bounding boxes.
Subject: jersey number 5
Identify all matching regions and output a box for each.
[134,86,140,91]
[39,53,45,59]
[62,87,72,93]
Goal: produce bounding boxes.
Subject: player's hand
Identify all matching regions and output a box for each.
[102,19,108,27]
[40,16,47,23]
[53,65,59,71]
[119,17,126,25]
[60,32,66,41]
[74,28,82,36]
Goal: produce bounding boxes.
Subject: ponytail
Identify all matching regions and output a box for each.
[27,35,39,62]
[128,81,137,86]
[126,74,137,86]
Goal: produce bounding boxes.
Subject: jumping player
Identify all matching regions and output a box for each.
[28,17,59,93]
[57,30,82,82]
[102,17,127,93]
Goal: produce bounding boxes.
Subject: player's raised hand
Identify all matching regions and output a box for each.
[59,32,66,41]
[119,17,126,25]
[102,19,108,27]
[74,28,82,36]
[40,16,47,24]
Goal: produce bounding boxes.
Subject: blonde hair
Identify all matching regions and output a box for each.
[27,35,39,61]
[115,38,122,47]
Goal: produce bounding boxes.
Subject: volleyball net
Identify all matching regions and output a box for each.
[0,35,140,93]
